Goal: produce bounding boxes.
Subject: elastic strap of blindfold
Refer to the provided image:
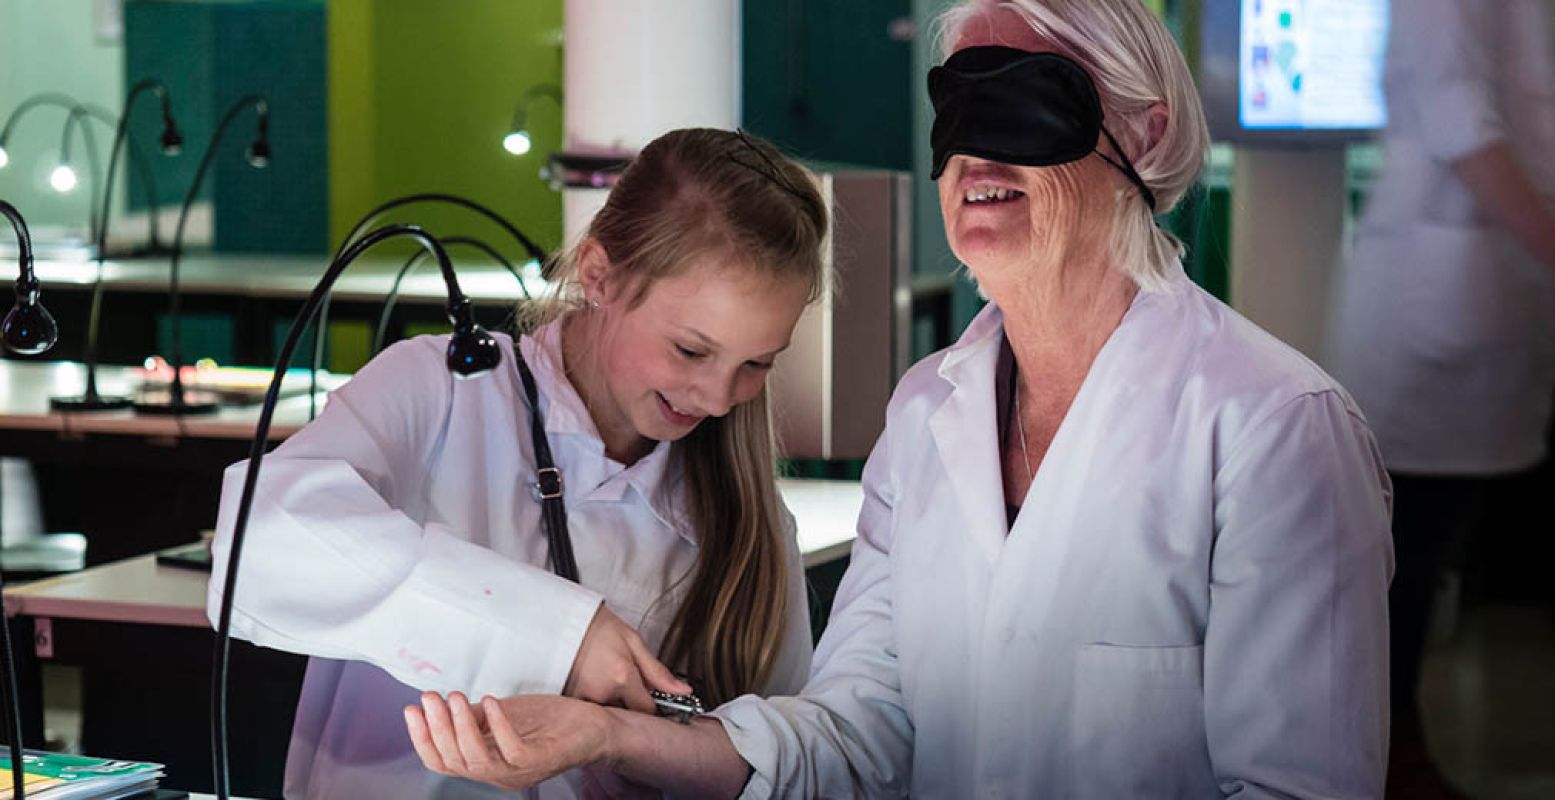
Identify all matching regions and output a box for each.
[1095,125,1157,212]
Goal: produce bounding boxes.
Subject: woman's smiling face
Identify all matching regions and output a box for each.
[936,7,1119,293]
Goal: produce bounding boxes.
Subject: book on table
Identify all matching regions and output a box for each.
[0,750,162,800]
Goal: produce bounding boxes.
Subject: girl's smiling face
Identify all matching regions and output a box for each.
[568,241,811,461]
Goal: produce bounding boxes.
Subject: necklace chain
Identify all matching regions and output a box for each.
[1015,377,1034,485]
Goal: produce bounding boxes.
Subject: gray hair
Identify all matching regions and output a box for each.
[935,0,1210,292]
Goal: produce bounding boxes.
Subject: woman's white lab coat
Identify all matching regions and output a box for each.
[206,323,813,799]
[1330,0,1555,475]
[714,267,1394,798]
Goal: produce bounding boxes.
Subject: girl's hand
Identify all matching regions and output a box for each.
[566,605,692,712]
[405,691,612,791]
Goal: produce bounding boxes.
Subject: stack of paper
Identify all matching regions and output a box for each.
[0,751,163,800]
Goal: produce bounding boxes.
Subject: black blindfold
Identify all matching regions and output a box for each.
[928,46,1155,210]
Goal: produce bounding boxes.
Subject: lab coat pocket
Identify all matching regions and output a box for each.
[1398,222,1531,360]
[1069,644,1215,800]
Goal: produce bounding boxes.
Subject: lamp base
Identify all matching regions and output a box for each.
[50,393,133,411]
[131,389,222,416]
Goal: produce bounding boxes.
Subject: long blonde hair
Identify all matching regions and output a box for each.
[524,128,828,704]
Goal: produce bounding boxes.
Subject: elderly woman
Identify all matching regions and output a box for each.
[406,1,1394,796]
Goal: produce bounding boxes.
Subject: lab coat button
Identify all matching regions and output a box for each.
[1000,626,1016,644]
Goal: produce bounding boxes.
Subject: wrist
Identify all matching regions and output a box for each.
[598,706,636,771]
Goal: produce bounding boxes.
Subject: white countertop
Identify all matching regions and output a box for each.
[32,251,547,304]
[0,359,341,440]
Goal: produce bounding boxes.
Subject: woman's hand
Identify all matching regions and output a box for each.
[405,691,612,791]
[567,605,692,712]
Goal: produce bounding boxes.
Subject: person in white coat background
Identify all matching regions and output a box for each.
[206,128,827,798]
[410,1,1395,797]
[1329,1,1555,795]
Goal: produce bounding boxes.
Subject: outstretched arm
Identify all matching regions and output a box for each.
[405,692,751,797]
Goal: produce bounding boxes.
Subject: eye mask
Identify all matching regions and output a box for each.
[928,45,1155,210]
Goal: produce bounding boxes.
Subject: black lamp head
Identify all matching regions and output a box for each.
[2,278,57,356]
[245,110,270,169]
[445,297,500,377]
[150,81,183,156]
[2,200,57,356]
[160,120,184,156]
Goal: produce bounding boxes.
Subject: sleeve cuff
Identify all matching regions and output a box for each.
[409,524,604,697]
[711,694,787,800]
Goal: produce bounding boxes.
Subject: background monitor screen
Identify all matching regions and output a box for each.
[1202,0,1390,144]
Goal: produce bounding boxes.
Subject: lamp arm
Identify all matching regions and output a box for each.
[0,92,78,143]
[2,202,34,283]
[91,82,172,253]
[59,109,104,240]
[210,224,462,800]
[372,235,526,355]
[168,95,267,402]
[78,83,173,402]
[315,192,545,415]
[337,192,547,265]
[0,198,38,800]
[372,249,429,356]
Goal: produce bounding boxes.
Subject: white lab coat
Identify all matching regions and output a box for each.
[206,323,813,799]
[714,265,1394,798]
[1330,0,1555,475]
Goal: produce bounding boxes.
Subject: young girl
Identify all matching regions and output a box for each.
[207,128,829,798]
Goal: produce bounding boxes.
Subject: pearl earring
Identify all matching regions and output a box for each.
[588,297,601,310]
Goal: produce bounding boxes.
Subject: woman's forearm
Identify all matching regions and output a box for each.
[1453,141,1555,271]
[603,709,752,799]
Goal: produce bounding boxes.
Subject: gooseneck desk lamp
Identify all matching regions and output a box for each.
[502,84,562,157]
[134,95,269,416]
[372,235,527,355]
[2,201,57,356]
[52,107,104,243]
[3,199,59,799]
[0,94,169,251]
[52,80,184,412]
[210,223,500,800]
[309,192,546,417]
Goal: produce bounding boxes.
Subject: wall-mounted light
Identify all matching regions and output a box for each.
[502,84,562,157]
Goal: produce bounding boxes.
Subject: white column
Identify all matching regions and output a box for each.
[1229,146,1348,365]
[562,0,740,245]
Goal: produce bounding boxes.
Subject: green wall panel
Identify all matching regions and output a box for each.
[742,0,912,169]
[211,2,329,254]
[125,1,328,254]
[124,2,216,210]
[328,0,564,263]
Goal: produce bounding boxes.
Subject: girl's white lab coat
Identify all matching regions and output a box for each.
[206,323,813,799]
[714,267,1394,798]
[1331,0,1555,475]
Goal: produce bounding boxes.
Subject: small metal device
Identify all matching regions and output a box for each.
[650,689,705,724]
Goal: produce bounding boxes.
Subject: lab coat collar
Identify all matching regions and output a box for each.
[515,320,693,545]
[928,303,1010,563]
[925,262,1191,564]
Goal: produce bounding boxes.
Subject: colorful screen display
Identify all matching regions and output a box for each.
[1238,0,1389,131]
